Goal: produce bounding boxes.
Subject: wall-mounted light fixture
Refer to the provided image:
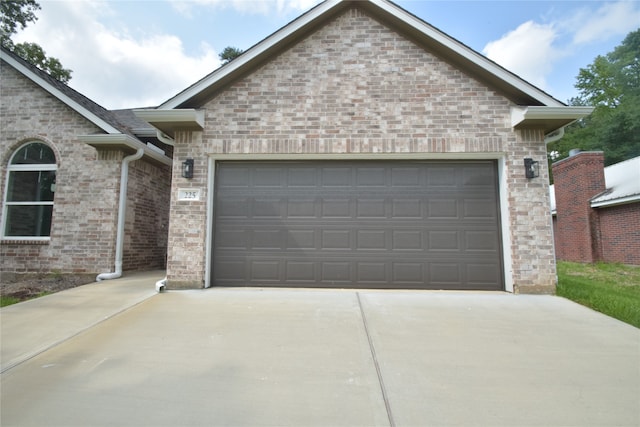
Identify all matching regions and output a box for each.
[182,158,194,179]
[524,158,540,179]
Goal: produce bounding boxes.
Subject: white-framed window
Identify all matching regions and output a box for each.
[2,142,57,240]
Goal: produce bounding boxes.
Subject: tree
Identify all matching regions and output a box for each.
[0,0,39,48]
[1,0,72,83]
[548,29,640,168]
[219,46,243,64]
[12,42,71,83]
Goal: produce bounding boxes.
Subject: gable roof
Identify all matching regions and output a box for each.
[1,47,171,166]
[550,155,640,212]
[1,46,125,135]
[159,0,567,110]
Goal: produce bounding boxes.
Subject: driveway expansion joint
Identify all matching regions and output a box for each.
[356,292,396,427]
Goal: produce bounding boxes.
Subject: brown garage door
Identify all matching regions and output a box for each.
[212,161,503,290]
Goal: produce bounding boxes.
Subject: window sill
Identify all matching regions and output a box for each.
[1,239,50,245]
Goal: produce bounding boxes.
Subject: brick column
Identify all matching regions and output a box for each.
[551,151,606,262]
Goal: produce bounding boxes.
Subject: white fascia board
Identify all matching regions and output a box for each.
[161,0,564,109]
[81,134,172,166]
[1,52,120,134]
[511,106,594,127]
[371,0,566,107]
[133,109,205,128]
[160,0,342,109]
[591,195,640,208]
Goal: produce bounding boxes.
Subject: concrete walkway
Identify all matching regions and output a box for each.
[1,285,639,426]
[0,270,163,373]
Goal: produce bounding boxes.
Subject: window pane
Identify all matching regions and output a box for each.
[7,171,56,202]
[11,143,56,165]
[4,205,53,237]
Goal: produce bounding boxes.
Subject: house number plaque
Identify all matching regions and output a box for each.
[177,188,201,201]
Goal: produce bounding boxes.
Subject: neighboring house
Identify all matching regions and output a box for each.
[550,152,640,265]
[136,0,592,293]
[0,47,173,281]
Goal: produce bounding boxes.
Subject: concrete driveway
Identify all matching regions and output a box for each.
[1,280,639,426]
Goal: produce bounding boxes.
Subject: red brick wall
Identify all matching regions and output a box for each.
[551,152,606,263]
[123,160,171,270]
[597,204,640,265]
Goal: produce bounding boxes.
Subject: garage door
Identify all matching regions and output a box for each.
[212,161,503,290]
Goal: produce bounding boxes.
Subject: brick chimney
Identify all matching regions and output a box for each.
[552,151,606,263]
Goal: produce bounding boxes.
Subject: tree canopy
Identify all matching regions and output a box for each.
[219,46,244,64]
[549,29,640,168]
[1,0,71,83]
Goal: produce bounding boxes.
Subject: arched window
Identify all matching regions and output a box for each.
[2,142,57,239]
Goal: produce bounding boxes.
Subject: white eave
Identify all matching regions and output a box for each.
[1,51,120,134]
[133,109,204,137]
[81,134,172,166]
[158,0,573,110]
[511,106,594,135]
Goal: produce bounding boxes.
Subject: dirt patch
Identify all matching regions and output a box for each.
[0,274,95,303]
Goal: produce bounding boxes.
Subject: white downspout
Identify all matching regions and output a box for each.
[544,127,564,145]
[156,130,175,146]
[96,148,144,281]
[153,130,174,291]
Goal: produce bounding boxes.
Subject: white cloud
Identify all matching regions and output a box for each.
[481,0,640,94]
[482,21,563,90]
[171,0,321,16]
[14,1,220,109]
[571,1,640,44]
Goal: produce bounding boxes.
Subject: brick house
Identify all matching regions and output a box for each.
[0,47,173,281]
[550,152,640,265]
[137,0,592,293]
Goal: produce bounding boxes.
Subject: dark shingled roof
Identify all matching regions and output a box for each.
[0,46,139,137]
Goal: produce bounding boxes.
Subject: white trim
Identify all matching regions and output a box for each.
[160,0,342,109]
[2,142,58,240]
[591,195,640,208]
[511,106,594,127]
[370,0,563,107]
[204,156,215,289]
[204,152,512,292]
[0,52,120,134]
[133,109,205,128]
[497,157,514,293]
[80,134,172,166]
[160,0,570,110]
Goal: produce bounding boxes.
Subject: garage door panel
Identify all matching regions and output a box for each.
[213,161,503,290]
[392,262,425,283]
[428,230,460,251]
[322,168,352,187]
[321,262,351,282]
[253,167,283,187]
[428,199,458,218]
[465,230,499,251]
[286,261,316,282]
[392,230,423,250]
[321,230,351,250]
[356,198,386,218]
[357,230,387,250]
[392,199,422,218]
[429,263,461,284]
[287,198,316,217]
[321,199,351,217]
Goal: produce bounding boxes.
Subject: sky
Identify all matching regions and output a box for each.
[13,0,640,110]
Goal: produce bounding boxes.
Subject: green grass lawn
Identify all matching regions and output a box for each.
[556,261,640,328]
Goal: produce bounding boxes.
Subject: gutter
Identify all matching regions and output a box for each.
[96,148,144,281]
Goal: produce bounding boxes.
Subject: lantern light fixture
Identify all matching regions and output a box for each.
[524,158,540,179]
[182,158,194,179]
